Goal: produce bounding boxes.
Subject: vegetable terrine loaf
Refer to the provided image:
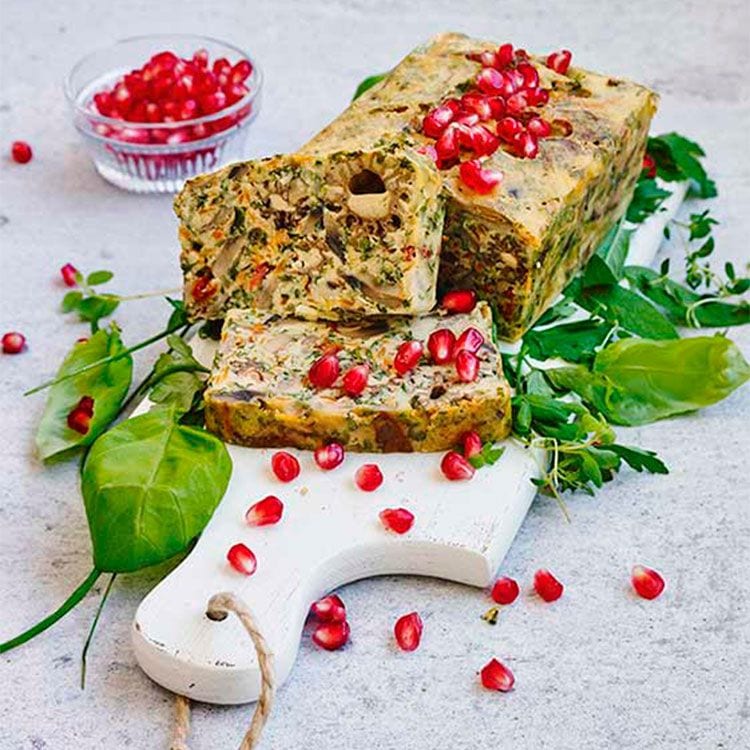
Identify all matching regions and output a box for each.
[204,302,511,452]
[176,147,445,322]
[304,32,658,339]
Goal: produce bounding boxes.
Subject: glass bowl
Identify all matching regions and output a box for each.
[64,34,262,194]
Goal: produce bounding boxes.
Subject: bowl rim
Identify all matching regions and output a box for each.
[63,33,263,132]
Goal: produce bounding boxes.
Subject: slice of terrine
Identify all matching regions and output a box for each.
[303,32,658,339]
[204,301,511,452]
[176,147,445,322]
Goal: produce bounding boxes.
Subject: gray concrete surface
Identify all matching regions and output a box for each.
[1,1,749,748]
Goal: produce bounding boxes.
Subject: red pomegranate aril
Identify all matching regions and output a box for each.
[193,48,209,68]
[631,565,665,600]
[527,87,550,107]
[496,43,515,68]
[491,577,520,605]
[245,495,284,527]
[527,117,552,138]
[67,407,91,435]
[394,340,423,376]
[515,131,539,159]
[476,67,505,95]
[435,126,460,165]
[152,50,179,70]
[534,568,564,602]
[459,160,502,195]
[455,327,484,354]
[308,352,340,389]
[123,72,148,98]
[314,442,345,471]
[394,612,423,652]
[311,594,346,623]
[462,430,483,459]
[461,92,493,121]
[225,83,249,105]
[480,658,515,692]
[547,49,573,75]
[271,451,300,482]
[427,328,456,365]
[144,102,162,123]
[465,125,500,157]
[165,128,192,145]
[198,90,228,114]
[312,620,350,651]
[423,103,456,138]
[342,363,369,397]
[506,91,529,116]
[379,507,415,534]
[497,116,523,142]
[642,154,657,178]
[177,99,198,121]
[517,62,540,90]
[11,141,32,164]
[93,91,113,115]
[487,96,506,119]
[355,463,383,492]
[76,395,95,417]
[2,332,26,354]
[60,263,78,287]
[227,543,257,575]
[441,289,477,314]
[231,59,253,84]
[441,451,475,481]
[212,57,231,76]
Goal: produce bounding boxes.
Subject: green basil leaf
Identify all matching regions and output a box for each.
[607,444,668,475]
[625,179,672,223]
[533,299,577,327]
[148,336,207,414]
[36,328,133,460]
[352,72,389,100]
[61,291,83,313]
[75,295,120,327]
[81,405,232,573]
[574,283,679,340]
[582,222,634,287]
[525,319,612,363]
[647,133,717,198]
[86,270,114,286]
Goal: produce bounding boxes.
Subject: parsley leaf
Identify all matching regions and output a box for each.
[469,443,506,469]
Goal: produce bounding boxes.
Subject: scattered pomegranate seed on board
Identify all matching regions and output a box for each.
[546,49,573,75]
[480,658,515,692]
[379,508,415,534]
[355,464,383,492]
[459,159,502,194]
[631,565,665,600]
[342,363,370,397]
[245,495,284,527]
[314,442,345,471]
[533,569,564,602]
[394,612,423,652]
[427,328,456,364]
[491,577,520,605]
[308,353,340,389]
[271,451,300,482]
[462,431,483,459]
[441,289,476,314]
[311,594,346,623]
[312,620,350,651]
[2,332,26,354]
[394,340,423,376]
[10,141,32,164]
[441,451,475,481]
[227,543,257,575]
[455,350,480,382]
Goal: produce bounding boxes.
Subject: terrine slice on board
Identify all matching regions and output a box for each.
[204,301,511,452]
[176,147,445,322]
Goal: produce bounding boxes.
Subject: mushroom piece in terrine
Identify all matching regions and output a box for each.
[303,32,658,340]
[204,301,511,452]
[176,147,445,322]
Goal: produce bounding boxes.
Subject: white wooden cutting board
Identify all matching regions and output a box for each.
[132,183,686,705]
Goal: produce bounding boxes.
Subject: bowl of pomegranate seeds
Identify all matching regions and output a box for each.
[64,34,262,193]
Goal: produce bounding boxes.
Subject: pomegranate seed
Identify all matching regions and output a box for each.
[342,363,369,397]
[435,126,460,165]
[496,43,515,68]
[199,90,228,114]
[66,407,91,435]
[514,131,539,159]
[487,96,506,119]
[394,612,423,652]
[177,99,198,121]
[212,57,232,76]
[506,91,529,116]
[355,463,383,492]
[151,51,179,70]
[642,154,657,178]
[165,128,192,145]
[192,48,209,68]
[271,451,300,482]
[227,543,257,575]
[192,275,215,302]
[312,620,350,651]
[314,442,345,471]
[631,565,665,600]
[534,569,564,602]
[491,577,520,605]
[455,327,484,354]
[441,451,475,481]
[441,289,476,314]
[497,116,523,142]
[379,507,415,534]
[311,594,346,623]
[480,658,515,692]
[60,263,78,287]
[461,92,493,121]
[231,59,253,84]
[527,87,550,107]
[527,117,552,138]
[472,50,499,69]
[2,332,26,354]
[245,495,284,527]
[455,350,480,382]
[464,125,500,157]
[459,160,502,195]
[76,395,95,416]
[144,102,163,123]
[476,68,505,95]
[517,62,540,90]
[93,91,113,115]
[11,141,32,164]
[427,328,456,365]
[225,83,249,105]
[462,431,483,459]
[454,113,481,129]
[308,353,340,389]
[394,340,423,376]
[422,104,456,138]
[547,49,573,75]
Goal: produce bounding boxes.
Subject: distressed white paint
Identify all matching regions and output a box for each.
[132,184,684,705]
